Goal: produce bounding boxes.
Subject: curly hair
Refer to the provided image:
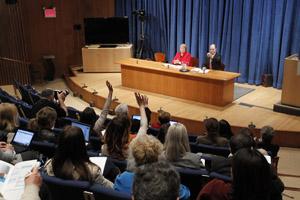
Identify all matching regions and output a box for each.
[128,134,163,170]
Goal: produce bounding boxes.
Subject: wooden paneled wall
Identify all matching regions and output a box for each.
[0,1,30,84]
[0,0,115,84]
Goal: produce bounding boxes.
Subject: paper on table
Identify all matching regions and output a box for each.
[1,160,39,200]
[89,157,107,175]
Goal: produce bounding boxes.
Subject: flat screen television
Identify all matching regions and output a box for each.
[84,17,129,45]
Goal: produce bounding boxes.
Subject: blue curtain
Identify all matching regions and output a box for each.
[115,0,300,88]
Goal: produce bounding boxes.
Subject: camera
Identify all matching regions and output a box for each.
[132,9,145,21]
[54,89,69,99]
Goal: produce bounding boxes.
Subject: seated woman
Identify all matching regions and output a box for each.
[114,134,191,200]
[197,148,284,200]
[44,126,113,188]
[101,116,130,160]
[28,107,57,143]
[196,118,229,147]
[0,103,19,143]
[172,43,192,66]
[162,123,204,169]
[0,103,38,163]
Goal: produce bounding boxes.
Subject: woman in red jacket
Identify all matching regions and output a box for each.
[172,43,192,66]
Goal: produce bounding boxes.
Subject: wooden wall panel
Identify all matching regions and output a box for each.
[0,1,30,84]
[0,0,115,84]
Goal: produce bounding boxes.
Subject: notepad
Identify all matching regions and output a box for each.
[89,157,107,175]
[0,160,39,200]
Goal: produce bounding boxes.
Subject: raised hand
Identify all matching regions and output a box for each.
[106,81,113,93]
[134,92,148,107]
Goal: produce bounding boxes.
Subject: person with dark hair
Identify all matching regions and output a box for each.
[257,126,280,157]
[196,118,228,147]
[80,107,98,127]
[219,119,233,140]
[210,132,255,176]
[31,88,68,118]
[197,148,283,200]
[152,110,171,129]
[44,126,113,188]
[28,107,57,143]
[133,161,181,200]
[101,116,130,160]
[157,123,170,144]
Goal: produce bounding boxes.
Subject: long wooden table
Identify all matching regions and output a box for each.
[118,58,240,106]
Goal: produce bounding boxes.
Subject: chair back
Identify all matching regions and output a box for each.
[86,184,131,200]
[30,141,57,158]
[177,167,209,200]
[190,143,230,157]
[42,174,90,200]
[271,156,279,174]
[209,172,232,182]
[190,57,199,67]
[154,52,166,62]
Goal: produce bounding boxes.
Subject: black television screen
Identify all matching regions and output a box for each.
[84,17,129,45]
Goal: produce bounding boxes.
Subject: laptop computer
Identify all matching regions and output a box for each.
[71,121,91,142]
[11,129,35,153]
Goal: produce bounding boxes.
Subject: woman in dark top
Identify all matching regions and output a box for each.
[197,148,284,200]
[101,116,130,160]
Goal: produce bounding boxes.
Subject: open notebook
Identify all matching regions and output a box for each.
[0,160,39,200]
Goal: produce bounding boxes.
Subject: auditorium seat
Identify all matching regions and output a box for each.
[41,174,90,200]
[176,167,209,200]
[209,172,232,182]
[30,141,57,158]
[154,52,166,62]
[190,142,230,157]
[87,184,131,200]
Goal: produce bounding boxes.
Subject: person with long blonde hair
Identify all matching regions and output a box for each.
[163,123,204,169]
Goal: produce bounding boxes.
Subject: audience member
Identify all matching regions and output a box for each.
[162,123,204,169]
[114,133,190,200]
[0,103,19,143]
[197,148,284,200]
[210,132,255,176]
[28,107,57,143]
[157,123,170,144]
[257,126,280,157]
[219,119,233,140]
[101,116,130,160]
[31,89,68,118]
[196,118,228,147]
[20,167,42,200]
[93,81,113,135]
[0,103,38,163]
[44,126,113,188]
[133,161,181,200]
[152,110,171,129]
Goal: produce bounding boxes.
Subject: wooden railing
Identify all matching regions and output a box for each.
[0,56,31,85]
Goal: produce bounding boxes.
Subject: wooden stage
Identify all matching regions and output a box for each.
[65,71,300,148]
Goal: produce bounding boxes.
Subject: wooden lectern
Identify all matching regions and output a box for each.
[281,54,300,107]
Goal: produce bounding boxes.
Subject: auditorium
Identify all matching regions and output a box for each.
[0,0,299,200]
